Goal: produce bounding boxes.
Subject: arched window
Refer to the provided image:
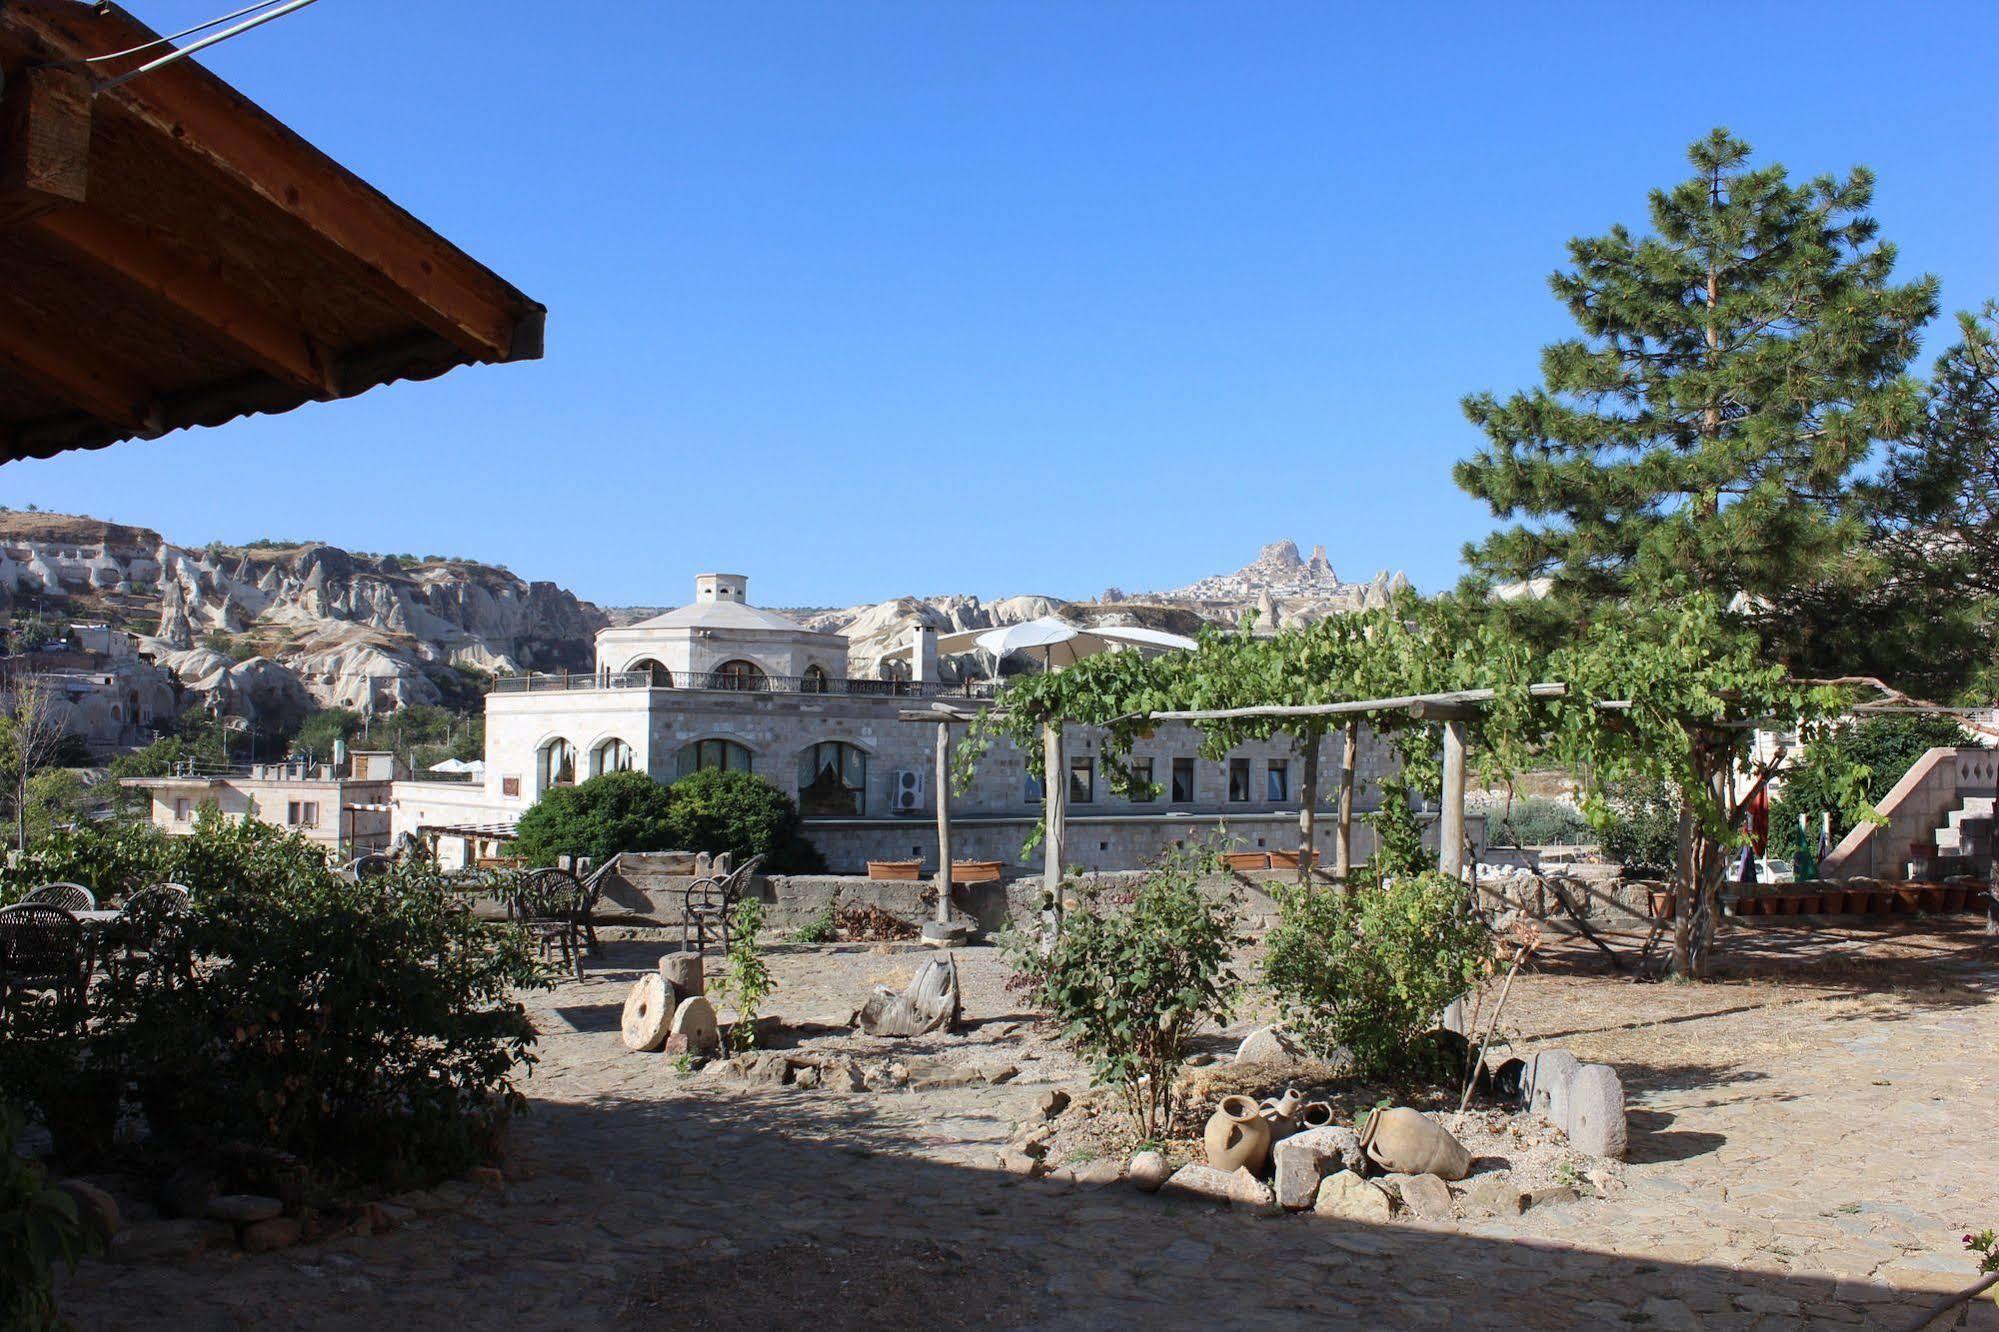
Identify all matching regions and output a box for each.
[536,738,576,795]
[591,738,635,777]
[801,664,830,694]
[796,741,868,815]
[710,659,768,692]
[628,658,673,688]
[675,739,753,779]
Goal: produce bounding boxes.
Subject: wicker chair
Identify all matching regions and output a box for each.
[681,854,766,956]
[509,869,589,981]
[23,881,96,912]
[103,884,195,989]
[0,904,88,1032]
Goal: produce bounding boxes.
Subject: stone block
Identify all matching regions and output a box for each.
[240,1217,303,1253]
[110,1218,233,1263]
[56,1179,120,1243]
[1521,1048,1580,1118]
[204,1194,283,1225]
[1382,1172,1454,1220]
[1127,1150,1170,1193]
[1162,1163,1276,1211]
[1563,1063,1628,1160]
[1461,1175,1526,1216]
[1272,1126,1365,1210]
[1313,1170,1395,1223]
[1234,1025,1307,1066]
[1525,1185,1578,1210]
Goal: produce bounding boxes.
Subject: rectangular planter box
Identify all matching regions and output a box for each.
[1268,850,1318,870]
[867,860,923,881]
[1224,852,1272,872]
[951,860,1004,884]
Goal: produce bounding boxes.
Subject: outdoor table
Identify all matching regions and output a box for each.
[72,910,121,925]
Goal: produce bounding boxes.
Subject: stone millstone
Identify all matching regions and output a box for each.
[621,974,673,1052]
[1563,1063,1629,1160]
[669,994,720,1054]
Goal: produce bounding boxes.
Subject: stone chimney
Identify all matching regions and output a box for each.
[910,623,938,684]
[694,573,748,605]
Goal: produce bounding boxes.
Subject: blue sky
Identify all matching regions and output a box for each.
[9,2,1997,608]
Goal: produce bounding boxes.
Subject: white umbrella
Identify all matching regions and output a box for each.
[918,615,1196,678]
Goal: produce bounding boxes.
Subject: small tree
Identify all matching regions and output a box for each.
[511,771,679,865]
[0,679,75,853]
[711,896,773,1052]
[1002,849,1242,1141]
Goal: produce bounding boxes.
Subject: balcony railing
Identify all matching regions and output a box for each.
[491,670,988,699]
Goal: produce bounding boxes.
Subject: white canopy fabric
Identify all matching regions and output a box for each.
[912,615,1197,675]
[428,757,485,775]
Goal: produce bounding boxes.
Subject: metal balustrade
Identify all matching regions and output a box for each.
[491,670,987,698]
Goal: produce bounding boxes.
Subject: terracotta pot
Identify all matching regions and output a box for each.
[1943,886,1967,911]
[1839,889,1865,914]
[1868,889,1893,914]
[866,860,923,881]
[1299,1101,1335,1130]
[1204,1095,1272,1174]
[1895,887,1925,913]
[1260,1089,1304,1144]
[1225,852,1271,873]
[1361,1106,1471,1181]
[951,860,1003,884]
[1649,889,1676,921]
[1922,886,1947,913]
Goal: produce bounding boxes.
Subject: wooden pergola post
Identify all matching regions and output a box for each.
[1439,718,1468,880]
[1296,728,1319,882]
[933,721,954,926]
[1042,723,1066,936]
[1335,718,1357,879]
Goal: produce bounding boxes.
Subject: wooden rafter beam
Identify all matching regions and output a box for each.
[29,208,336,397]
[0,307,156,433]
[3,1,541,364]
[1146,683,1572,723]
[0,65,90,226]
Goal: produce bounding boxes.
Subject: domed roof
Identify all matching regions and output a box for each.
[628,600,816,633]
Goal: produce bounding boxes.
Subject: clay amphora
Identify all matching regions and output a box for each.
[1299,1101,1335,1130]
[1203,1095,1272,1173]
[1360,1106,1471,1181]
[1259,1088,1304,1143]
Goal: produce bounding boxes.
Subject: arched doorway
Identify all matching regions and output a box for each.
[710,659,768,692]
[590,737,635,776]
[628,658,673,688]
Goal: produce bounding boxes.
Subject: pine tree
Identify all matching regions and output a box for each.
[1455,130,1937,622]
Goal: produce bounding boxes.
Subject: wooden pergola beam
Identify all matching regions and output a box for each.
[29,208,337,397]
[1145,682,1572,723]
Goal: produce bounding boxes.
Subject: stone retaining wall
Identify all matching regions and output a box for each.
[588,852,1316,935]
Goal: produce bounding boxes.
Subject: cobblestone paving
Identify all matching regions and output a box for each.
[59,922,1999,1330]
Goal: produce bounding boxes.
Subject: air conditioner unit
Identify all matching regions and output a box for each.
[891,768,925,813]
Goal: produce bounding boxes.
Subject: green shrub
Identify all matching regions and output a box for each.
[0,821,178,903]
[1002,848,1243,1140]
[1263,872,1494,1078]
[1484,797,1592,848]
[0,1104,97,1331]
[512,770,679,865]
[97,853,542,1190]
[1595,776,1680,877]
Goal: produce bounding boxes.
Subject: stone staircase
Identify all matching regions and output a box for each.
[1909,794,1996,880]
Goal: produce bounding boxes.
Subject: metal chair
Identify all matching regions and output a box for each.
[508,869,589,981]
[103,884,195,989]
[23,882,96,912]
[0,904,88,1032]
[681,854,766,956]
